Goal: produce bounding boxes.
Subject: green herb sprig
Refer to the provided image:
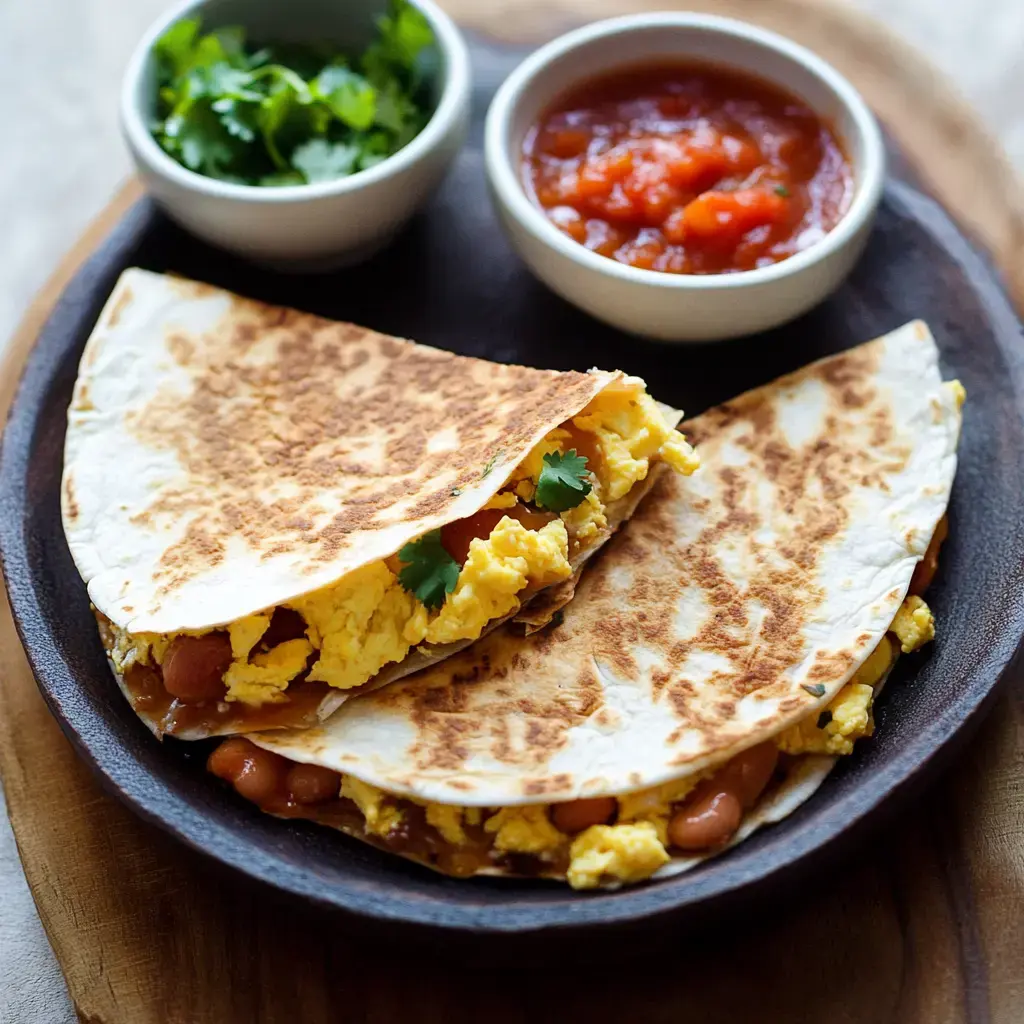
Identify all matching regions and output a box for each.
[534,450,592,513]
[397,530,460,609]
[151,0,434,185]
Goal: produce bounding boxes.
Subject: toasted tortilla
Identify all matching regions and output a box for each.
[63,269,632,635]
[254,321,962,881]
[64,270,687,737]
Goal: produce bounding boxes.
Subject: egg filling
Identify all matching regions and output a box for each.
[211,587,941,891]
[105,376,698,719]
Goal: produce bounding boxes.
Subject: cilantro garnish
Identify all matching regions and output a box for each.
[481,451,502,479]
[774,184,791,197]
[397,530,460,609]
[534,450,592,512]
[150,0,434,186]
[817,710,833,729]
[801,683,826,698]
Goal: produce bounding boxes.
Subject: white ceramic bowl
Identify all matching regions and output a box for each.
[121,0,471,268]
[485,14,885,342]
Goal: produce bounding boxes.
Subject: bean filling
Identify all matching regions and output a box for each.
[162,632,232,703]
[208,737,782,875]
[668,742,779,850]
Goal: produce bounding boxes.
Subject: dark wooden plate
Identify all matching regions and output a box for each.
[2,36,1023,940]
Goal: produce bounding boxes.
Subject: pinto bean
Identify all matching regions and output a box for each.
[550,796,617,833]
[667,787,743,851]
[162,633,232,703]
[208,737,287,806]
[286,763,342,805]
[717,742,779,810]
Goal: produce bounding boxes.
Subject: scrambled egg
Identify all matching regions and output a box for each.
[567,822,670,890]
[109,629,171,674]
[616,775,703,844]
[330,594,937,889]
[426,518,571,645]
[507,377,698,542]
[571,379,699,501]
[423,803,482,846]
[223,638,314,705]
[483,805,565,856]
[293,562,428,691]
[891,595,936,653]
[559,491,609,545]
[341,776,404,838]
[776,634,895,755]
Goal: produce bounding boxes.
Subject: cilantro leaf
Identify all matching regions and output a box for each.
[535,450,593,512]
[292,139,359,183]
[162,103,239,175]
[314,66,377,131]
[802,683,827,698]
[365,0,434,73]
[148,1,434,187]
[397,530,460,609]
[480,451,502,479]
[212,96,259,142]
[155,18,200,80]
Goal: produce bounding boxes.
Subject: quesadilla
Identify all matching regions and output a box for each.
[206,321,963,888]
[63,269,698,739]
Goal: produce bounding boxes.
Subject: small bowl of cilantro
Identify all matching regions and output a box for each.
[120,0,470,266]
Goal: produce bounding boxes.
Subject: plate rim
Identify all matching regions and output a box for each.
[2,180,1023,935]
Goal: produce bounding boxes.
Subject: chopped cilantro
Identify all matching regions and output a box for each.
[817,710,833,729]
[149,0,434,186]
[774,184,791,197]
[397,530,460,609]
[802,683,826,698]
[481,451,502,479]
[534,450,592,512]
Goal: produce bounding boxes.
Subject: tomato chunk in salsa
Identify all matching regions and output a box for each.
[523,62,853,275]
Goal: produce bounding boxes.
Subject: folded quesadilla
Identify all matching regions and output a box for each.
[207,322,963,888]
[63,269,698,739]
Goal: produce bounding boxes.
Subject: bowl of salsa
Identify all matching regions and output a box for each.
[485,14,885,342]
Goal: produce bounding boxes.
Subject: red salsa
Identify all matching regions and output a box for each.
[523,62,853,275]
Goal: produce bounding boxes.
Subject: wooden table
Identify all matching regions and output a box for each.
[1,1,1022,1020]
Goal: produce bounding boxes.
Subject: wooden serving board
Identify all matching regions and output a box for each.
[2,2,1022,1021]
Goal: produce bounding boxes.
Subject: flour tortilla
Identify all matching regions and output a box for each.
[64,270,687,737]
[254,321,961,880]
[62,268,636,636]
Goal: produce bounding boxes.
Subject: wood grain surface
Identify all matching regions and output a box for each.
[1,2,1022,1022]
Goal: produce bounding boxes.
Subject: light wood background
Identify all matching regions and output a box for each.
[1,1,1023,1022]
